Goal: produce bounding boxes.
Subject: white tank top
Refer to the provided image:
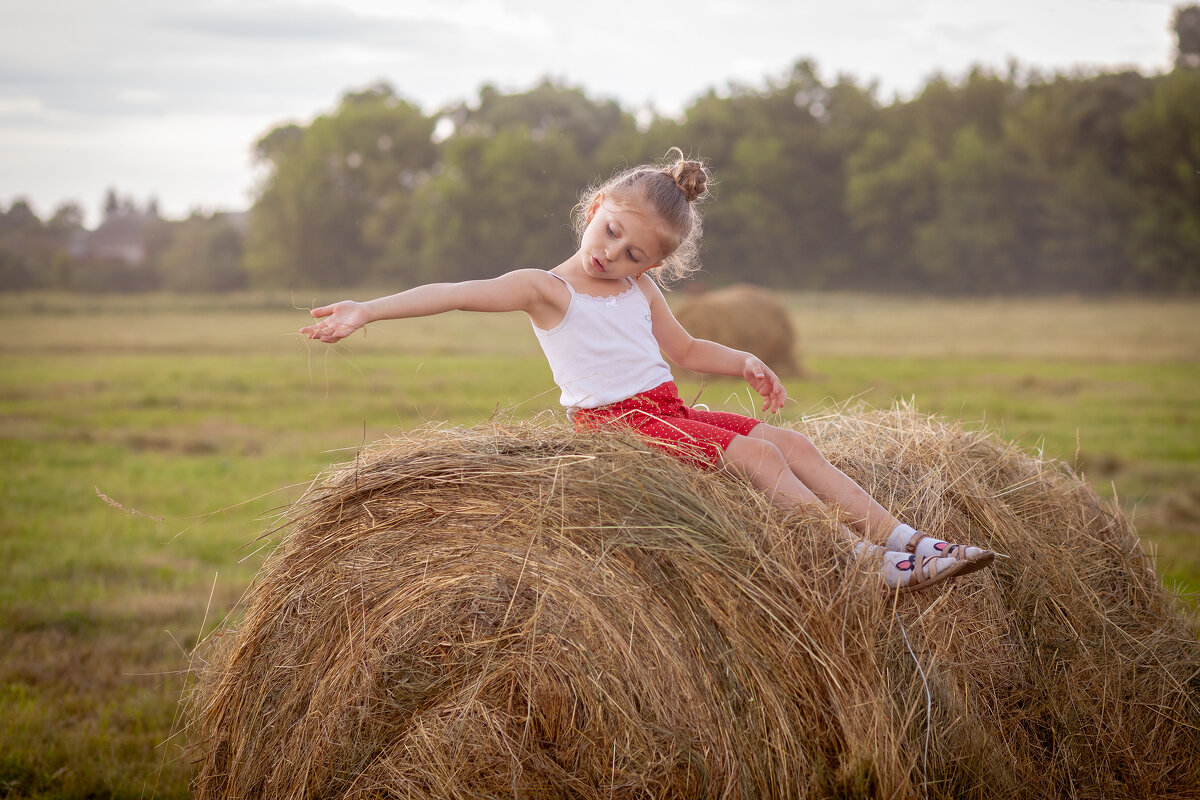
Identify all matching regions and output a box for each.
[532,273,674,409]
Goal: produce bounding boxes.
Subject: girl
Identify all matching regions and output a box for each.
[301,149,994,593]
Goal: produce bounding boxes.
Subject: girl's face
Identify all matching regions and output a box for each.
[579,194,674,281]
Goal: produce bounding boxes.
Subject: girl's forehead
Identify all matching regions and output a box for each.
[604,202,674,257]
[604,201,664,235]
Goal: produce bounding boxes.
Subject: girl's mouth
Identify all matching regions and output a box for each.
[592,257,606,273]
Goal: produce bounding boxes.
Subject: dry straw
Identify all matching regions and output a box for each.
[673,285,802,378]
[188,407,1199,799]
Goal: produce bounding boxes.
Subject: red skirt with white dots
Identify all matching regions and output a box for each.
[572,381,761,468]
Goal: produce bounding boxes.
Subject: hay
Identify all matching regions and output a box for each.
[674,284,802,377]
[188,409,1200,799]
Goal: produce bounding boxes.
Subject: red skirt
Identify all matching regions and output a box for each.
[573,381,761,468]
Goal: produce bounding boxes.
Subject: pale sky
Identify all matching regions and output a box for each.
[0,0,1181,227]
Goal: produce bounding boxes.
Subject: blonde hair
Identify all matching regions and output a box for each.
[573,147,710,283]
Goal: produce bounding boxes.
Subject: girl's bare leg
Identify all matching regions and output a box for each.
[731,425,994,566]
[720,433,963,590]
[721,433,824,507]
[722,433,890,541]
[745,424,899,542]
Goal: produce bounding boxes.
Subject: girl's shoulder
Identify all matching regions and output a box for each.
[635,273,668,306]
[515,268,572,327]
[501,267,568,293]
[527,268,573,300]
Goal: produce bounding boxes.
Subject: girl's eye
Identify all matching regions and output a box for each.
[606,225,615,237]
[627,250,640,263]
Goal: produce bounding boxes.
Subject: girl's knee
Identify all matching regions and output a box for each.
[753,425,822,462]
[723,434,787,475]
[725,434,821,504]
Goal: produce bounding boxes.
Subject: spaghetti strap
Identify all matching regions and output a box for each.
[546,271,576,296]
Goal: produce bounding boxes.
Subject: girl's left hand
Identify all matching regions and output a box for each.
[743,357,786,414]
[301,300,371,343]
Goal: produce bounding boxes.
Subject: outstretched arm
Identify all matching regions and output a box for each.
[639,277,787,413]
[300,269,562,344]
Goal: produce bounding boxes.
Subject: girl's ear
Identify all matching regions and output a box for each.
[585,192,604,223]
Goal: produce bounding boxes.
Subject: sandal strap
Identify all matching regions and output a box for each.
[905,531,971,561]
[908,554,930,586]
[903,530,932,554]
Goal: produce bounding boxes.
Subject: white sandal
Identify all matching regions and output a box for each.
[890,551,972,594]
[857,544,972,594]
[896,529,995,576]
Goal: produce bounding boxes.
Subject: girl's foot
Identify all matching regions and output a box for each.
[854,543,969,594]
[887,524,995,567]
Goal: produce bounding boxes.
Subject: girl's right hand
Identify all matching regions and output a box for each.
[743,356,787,414]
[300,301,371,343]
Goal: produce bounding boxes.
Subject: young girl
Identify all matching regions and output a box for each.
[301,149,994,593]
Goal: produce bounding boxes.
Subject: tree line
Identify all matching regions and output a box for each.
[4,6,1198,295]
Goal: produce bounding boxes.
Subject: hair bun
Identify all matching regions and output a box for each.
[665,148,708,203]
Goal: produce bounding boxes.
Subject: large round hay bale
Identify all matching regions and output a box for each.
[188,410,1199,799]
[673,284,802,377]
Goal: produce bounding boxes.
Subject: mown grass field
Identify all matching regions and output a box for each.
[1,290,1197,798]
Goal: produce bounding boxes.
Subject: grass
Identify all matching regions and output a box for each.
[0,290,1197,798]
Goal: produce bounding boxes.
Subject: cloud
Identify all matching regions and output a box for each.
[116,88,166,106]
[154,2,407,43]
[0,95,44,116]
[0,0,1178,224]
[1,0,472,120]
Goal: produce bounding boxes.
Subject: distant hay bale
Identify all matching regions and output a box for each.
[673,284,802,377]
[188,410,1200,799]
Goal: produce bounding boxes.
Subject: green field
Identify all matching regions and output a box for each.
[1,291,1197,798]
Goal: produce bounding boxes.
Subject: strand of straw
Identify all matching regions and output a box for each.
[896,611,931,800]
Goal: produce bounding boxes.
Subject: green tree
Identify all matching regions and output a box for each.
[388,81,642,284]
[889,68,1014,157]
[0,199,86,290]
[447,79,634,159]
[913,127,1038,292]
[155,212,247,292]
[1124,67,1200,290]
[707,129,853,288]
[665,61,869,287]
[1004,72,1150,291]
[244,82,437,287]
[0,199,45,290]
[407,127,584,283]
[1174,4,1200,69]
[47,201,83,234]
[232,58,1198,295]
[845,132,939,288]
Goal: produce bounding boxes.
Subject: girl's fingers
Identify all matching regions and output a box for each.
[749,369,780,412]
[301,318,333,332]
[763,379,785,413]
[301,314,352,341]
[759,383,781,413]
[318,327,345,343]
